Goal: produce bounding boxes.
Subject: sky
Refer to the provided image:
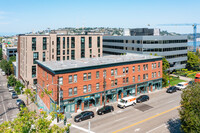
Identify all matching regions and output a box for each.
[0,0,200,35]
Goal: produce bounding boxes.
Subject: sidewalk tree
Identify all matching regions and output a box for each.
[0,48,2,60]
[0,107,70,132]
[24,88,31,105]
[162,57,170,87]
[179,83,200,132]
[8,75,16,86]
[14,81,25,94]
[186,51,200,71]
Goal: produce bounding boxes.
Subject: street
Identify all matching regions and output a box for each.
[68,89,182,133]
[0,72,19,124]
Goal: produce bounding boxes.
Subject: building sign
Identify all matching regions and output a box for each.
[115,74,126,79]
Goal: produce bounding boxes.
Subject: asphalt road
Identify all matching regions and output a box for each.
[68,89,182,133]
[0,71,19,124]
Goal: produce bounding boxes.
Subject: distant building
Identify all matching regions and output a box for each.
[124,28,160,36]
[36,53,162,113]
[103,35,188,71]
[2,44,17,61]
[18,33,103,89]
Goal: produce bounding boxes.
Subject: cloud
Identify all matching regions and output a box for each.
[0,22,10,25]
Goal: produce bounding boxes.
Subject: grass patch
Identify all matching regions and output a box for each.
[165,76,186,87]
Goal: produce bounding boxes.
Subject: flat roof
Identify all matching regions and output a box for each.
[36,53,162,74]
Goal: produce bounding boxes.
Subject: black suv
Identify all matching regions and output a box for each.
[97,105,114,115]
[74,111,94,122]
[136,95,149,103]
[166,86,178,93]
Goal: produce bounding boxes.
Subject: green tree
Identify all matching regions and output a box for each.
[0,48,2,60]
[179,83,200,132]
[14,81,24,94]
[186,51,200,71]
[24,88,31,105]
[8,56,16,64]
[8,75,16,86]
[162,57,170,87]
[0,59,12,75]
[0,107,70,133]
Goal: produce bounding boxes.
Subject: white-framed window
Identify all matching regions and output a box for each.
[88,84,91,92]
[126,67,129,73]
[152,63,154,69]
[158,71,160,77]
[74,87,77,95]
[115,79,118,86]
[88,72,91,80]
[83,85,87,93]
[74,74,77,83]
[123,67,125,74]
[158,62,160,68]
[59,77,63,85]
[146,64,148,70]
[146,74,148,79]
[132,66,135,72]
[152,72,154,78]
[83,73,87,81]
[69,88,72,96]
[111,69,114,76]
[69,75,72,83]
[143,65,145,71]
[96,83,99,90]
[138,75,140,81]
[96,71,99,79]
[133,76,135,82]
[115,69,118,76]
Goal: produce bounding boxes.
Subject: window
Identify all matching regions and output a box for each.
[63,56,65,60]
[133,76,135,82]
[158,71,160,77]
[138,65,140,71]
[71,50,75,60]
[146,74,148,79]
[115,69,118,76]
[69,88,72,96]
[33,52,39,64]
[98,49,100,53]
[132,66,135,72]
[126,67,129,73]
[89,37,92,48]
[152,72,154,78]
[83,85,87,93]
[88,84,91,92]
[43,52,45,61]
[67,50,69,54]
[158,62,160,68]
[126,77,129,83]
[154,63,156,68]
[81,37,85,58]
[59,77,63,85]
[74,87,77,95]
[74,74,77,82]
[83,73,87,80]
[69,75,72,83]
[33,79,37,85]
[96,71,99,79]
[143,65,145,70]
[123,67,125,74]
[43,37,47,50]
[63,50,65,55]
[67,37,69,48]
[123,77,126,83]
[71,37,75,48]
[97,37,100,47]
[103,70,106,77]
[96,83,99,90]
[143,74,146,80]
[152,63,154,69]
[32,37,36,51]
[146,64,148,70]
[32,66,36,78]
[88,72,91,80]
[111,80,114,87]
[57,57,60,61]
[138,75,140,81]
[111,69,114,76]
[115,79,118,86]
[154,72,157,78]
[63,37,65,49]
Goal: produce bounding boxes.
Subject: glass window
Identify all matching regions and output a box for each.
[63,50,65,55]
[96,83,99,90]
[123,78,125,83]
[69,88,72,96]
[138,75,140,81]
[146,74,148,79]
[143,65,145,70]
[138,65,140,71]
[33,79,37,85]
[71,50,75,60]
[143,74,146,80]
[132,76,135,82]
[81,37,85,58]
[71,37,75,48]
[83,85,87,93]
[126,67,129,73]
[154,63,156,68]
[43,37,47,50]
[69,75,72,83]
[152,63,154,69]
[33,52,39,64]
[132,66,135,72]
[111,69,114,76]
[158,71,160,77]
[83,73,87,80]
[74,87,77,95]
[154,72,157,78]
[88,72,91,80]
[103,70,106,77]
[63,56,65,60]
[67,37,69,48]
[115,79,118,86]
[32,37,36,51]
[43,52,45,62]
[126,77,129,83]
[74,74,77,82]
[59,77,63,85]
[63,37,65,49]
[123,67,125,74]
[152,72,154,78]
[96,71,99,79]
[111,80,114,87]
[115,69,118,75]
[146,64,148,70]
[89,37,92,48]
[97,37,100,47]
[88,84,91,92]
[32,66,36,78]
[158,62,160,68]
[57,57,60,61]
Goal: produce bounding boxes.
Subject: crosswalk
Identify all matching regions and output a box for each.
[0,83,6,87]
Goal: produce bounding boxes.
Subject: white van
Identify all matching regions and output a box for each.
[1,71,5,76]
[117,96,136,109]
[176,82,188,90]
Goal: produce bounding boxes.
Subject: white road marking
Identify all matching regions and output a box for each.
[117,110,123,113]
[134,128,140,132]
[115,117,128,122]
[166,100,175,104]
[146,124,166,133]
[1,96,8,121]
[71,124,95,133]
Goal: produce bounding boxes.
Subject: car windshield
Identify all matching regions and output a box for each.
[120,99,126,103]
[177,84,183,86]
[17,99,21,102]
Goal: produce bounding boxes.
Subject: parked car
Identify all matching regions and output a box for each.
[136,95,149,103]
[7,84,11,88]
[18,101,26,111]
[1,71,5,76]
[10,91,16,95]
[97,105,114,115]
[12,93,18,99]
[74,111,94,122]
[117,96,136,109]
[166,86,178,93]
[8,87,14,92]
[16,99,23,106]
[175,82,188,90]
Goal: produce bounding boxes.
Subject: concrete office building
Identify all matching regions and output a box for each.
[36,53,162,114]
[18,33,102,89]
[103,35,188,71]
[124,28,160,36]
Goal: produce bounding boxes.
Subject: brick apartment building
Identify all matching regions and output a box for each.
[36,53,162,114]
[18,33,102,88]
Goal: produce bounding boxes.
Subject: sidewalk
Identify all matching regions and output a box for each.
[170,74,192,82]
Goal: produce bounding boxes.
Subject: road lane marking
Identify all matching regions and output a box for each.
[1,96,8,121]
[166,100,175,104]
[134,128,140,132]
[112,105,181,133]
[146,124,166,133]
[71,124,95,133]
[115,117,128,122]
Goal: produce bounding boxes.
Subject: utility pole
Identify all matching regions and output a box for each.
[57,76,60,123]
[103,73,106,107]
